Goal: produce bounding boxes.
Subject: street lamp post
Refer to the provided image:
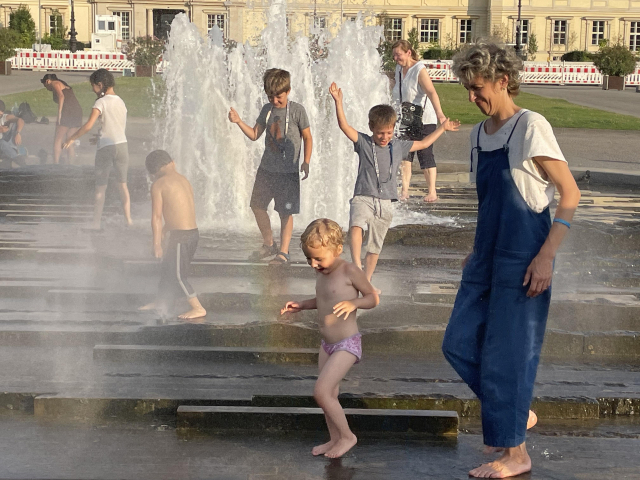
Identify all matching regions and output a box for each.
[514,0,524,59]
[69,0,78,52]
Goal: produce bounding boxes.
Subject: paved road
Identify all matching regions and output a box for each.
[521,84,640,119]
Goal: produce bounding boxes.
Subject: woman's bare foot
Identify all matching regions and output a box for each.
[470,446,531,478]
[312,440,335,456]
[125,217,133,227]
[325,434,357,458]
[483,410,537,454]
[178,306,206,320]
[423,192,438,203]
[399,190,409,201]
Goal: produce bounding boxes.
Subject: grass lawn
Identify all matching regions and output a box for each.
[3,77,639,130]
[434,83,640,130]
[0,77,161,119]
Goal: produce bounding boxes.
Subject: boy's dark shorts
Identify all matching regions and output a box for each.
[95,143,129,186]
[405,123,437,170]
[250,167,300,215]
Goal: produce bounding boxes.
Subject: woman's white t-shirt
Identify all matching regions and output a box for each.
[470,109,566,213]
[392,63,437,125]
[92,94,127,150]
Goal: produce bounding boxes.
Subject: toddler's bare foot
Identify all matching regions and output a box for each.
[178,306,206,320]
[312,440,335,456]
[483,411,537,454]
[469,449,531,478]
[373,286,381,295]
[125,217,133,227]
[324,434,357,458]
[423,192,438,203]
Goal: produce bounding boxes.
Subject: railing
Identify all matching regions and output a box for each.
[9,49,640,86]
[422,60,640,86]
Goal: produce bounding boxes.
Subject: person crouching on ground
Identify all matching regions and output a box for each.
[281,218,379,458]
[0,100,27,168]
[228,68,313,265]
[63,68,132,230]
[328,82,459,289]
[441,42,581,478]
[140,150,207,320]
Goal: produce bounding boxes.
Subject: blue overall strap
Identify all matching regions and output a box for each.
[469,120,486,173]
[503,110,528,152]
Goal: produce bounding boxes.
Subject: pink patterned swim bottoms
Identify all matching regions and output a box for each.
[321,333,362,363]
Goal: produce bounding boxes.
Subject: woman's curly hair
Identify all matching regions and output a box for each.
[451,42,523,96]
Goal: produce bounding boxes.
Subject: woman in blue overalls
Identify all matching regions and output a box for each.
[442,44,581,478]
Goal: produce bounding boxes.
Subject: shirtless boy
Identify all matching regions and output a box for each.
[281,218,379,458]
[141,150,206,320]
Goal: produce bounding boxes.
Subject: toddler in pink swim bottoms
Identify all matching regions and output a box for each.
[321,333,362,363]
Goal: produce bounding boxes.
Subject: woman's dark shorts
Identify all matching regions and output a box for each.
[405,123,437,170]
[250,167,300,216]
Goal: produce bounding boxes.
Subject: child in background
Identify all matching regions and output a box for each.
[140,150,206,320]
[63,68,132,230]
[329,82,459,287]
[228,68,313,265]
[281,218,379,458]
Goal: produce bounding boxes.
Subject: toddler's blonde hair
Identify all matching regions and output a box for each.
[301,218,345,253]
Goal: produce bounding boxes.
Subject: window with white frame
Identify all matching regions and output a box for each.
[420,19,439,43]
[591,20,605,45]
[49,13,62,36]
[514,19,529,45]
[553,20,567,45]
[384,18,402,41]
[631,22,640,51]
[313,16,326,30]
[114,11,130,41]
[207,14,225,37]
[459,19,473,44]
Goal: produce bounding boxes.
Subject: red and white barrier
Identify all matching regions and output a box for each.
[10,49,133,72]
[422,60,640,86]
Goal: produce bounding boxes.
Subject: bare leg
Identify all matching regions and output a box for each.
[349,226,363,269]
[251,207,274,247]
[484,410,537,454]
[314,351,358,459]
[363,253,381,294]
[116,182,133,226]
[312,348,340,456]
[91,184,108,229]
[53,125,69,164]
[65,127,79,164]
[278,214,293,254]
[470,443,531,478]
[423,167,438,203]
[399,160,411,201]
[178,296,207,320]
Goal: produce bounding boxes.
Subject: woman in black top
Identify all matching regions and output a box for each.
[41,74,83,164]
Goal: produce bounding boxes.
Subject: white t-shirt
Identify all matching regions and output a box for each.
[92,94,127,149]
[470,110,567,213]
[392,63,437,125]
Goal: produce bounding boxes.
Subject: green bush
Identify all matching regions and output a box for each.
[9,5,36,48]
[0,28,20,61]
[561,50,595,62]
[592,43,639,77]
[422,46,459,60]
[125,36,165,66]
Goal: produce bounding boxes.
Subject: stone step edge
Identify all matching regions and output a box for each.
[3,392,635,420]
[176,405,459,436]
[93,345,319,364]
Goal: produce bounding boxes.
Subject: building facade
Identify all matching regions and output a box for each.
[1,0,639,58]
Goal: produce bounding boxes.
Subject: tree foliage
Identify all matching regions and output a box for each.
[0,28,20,61]
[9,5,36,48]
[527,33,538,61]
[125,36,165,66]
[592,42,639,77]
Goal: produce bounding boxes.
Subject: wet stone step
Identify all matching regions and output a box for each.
[176,405,459,437]
[93,345,319,364]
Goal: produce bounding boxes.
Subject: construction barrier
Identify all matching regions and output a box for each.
[8,49,640,86]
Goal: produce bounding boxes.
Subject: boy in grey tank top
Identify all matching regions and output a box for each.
[329,82,459,288]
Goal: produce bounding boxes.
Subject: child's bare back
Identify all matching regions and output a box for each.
[152,170,197,231]
[315,259,361,344]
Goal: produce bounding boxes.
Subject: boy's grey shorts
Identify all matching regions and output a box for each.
[349,195,393,255]
[95,143,129,186]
